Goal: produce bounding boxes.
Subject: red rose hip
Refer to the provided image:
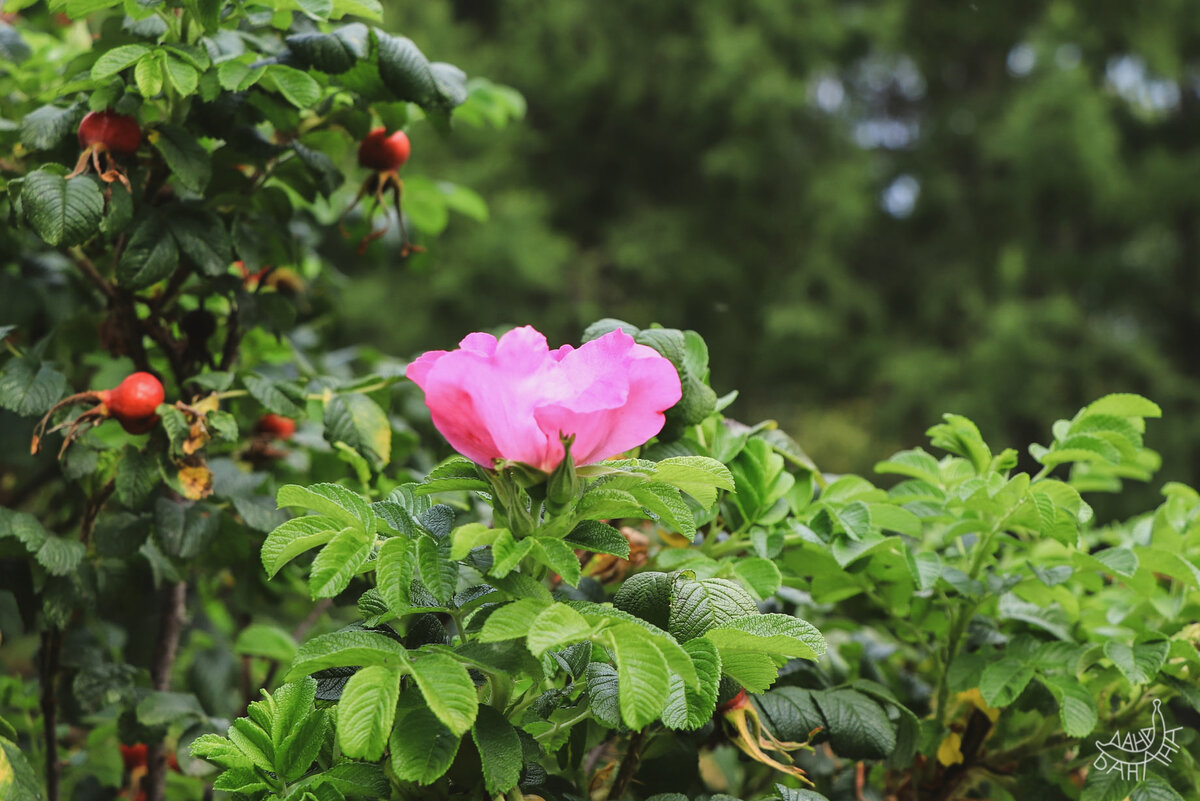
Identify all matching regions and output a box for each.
[256,413,296,440]
[358,127,410,172]
[99,372,164,423]
[78,110,142,155]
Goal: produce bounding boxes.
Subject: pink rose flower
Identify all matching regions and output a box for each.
[406,326,682,472]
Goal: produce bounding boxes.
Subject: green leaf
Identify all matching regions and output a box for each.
[116,447,160,508]
[979,658,1034,707]
[166,204,231,275]
[277,484,375,532]
[287,630,409,680]
[376,536,413,614]
[1103,640,1168,686]
[408,651,478,735]
[117,212,178,289]
[811,689,896,760]
[337,665,400,760]
[227,718,273,771]
[526,604,593,657]
[449,523,501,560]
[585,662,622,728]
[330,0,381,19]
[270,676,317,747]
[217,60,266,92]
[927,414,991,475]
[0,735,46,801]
[286,23,368,74]
[668,576,759,642]
[135,54,164,97]
[565,520,629,558]
[478,598,550,642]
[703,614,826,661]
[136,691,205,726]
[389,705,459,784]
[416,535,456,605]
[471,705,522,794]
[531,536,582,587]
[603,627,670,729]
[267,65,321,107]
[309,527,371,598]
[190,733,253,770]
[261,515,343,577]
[613,571,674,631]
[164,56,198,95]
[1084,394,1162,419]
[653,456,735,508]
[35,537,85,577]
[91,44,151,79]
[578,487,645,520]
[20,103,83,151]
[324,393,391,471]
[149,124,211,194]
[874,448,942,485]
[1038,675,1097,737]
[731,557,782,600]
[905,548,941,591]
[634,483,697,540]
[0,358,67,416]
[243,374,304,418]
[377,33,437,104]
[1087,547,1138,577]
[661,637,721,730]
[234,624,297,663]
[21,171,104,248]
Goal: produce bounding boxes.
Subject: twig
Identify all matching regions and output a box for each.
[68,248,116,300]
[81,480,116,546]
[146,581,187,801]
[218,305,240,371]
[607,729,646,800]
[40,629,62,801]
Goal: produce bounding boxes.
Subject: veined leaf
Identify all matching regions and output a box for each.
[703,614,826,661]
[261,516,344,578]
[471,705,522,794]
[661,638,721,730]
[287,630,409,680]
[337,665,400,760]
[408,651,477,735]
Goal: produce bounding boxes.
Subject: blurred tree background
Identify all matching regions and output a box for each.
[333,0,1200,514]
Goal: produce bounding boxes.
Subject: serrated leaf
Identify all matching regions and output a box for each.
[526,604,593,657]
[603,627,670,729]
[277,484,374,532]
[661,637,721,730]
[150,124,211,193]
[336,665,400,760]
[1084,394,1161,419]
[704,614,826,661]
[478,598,550,642]
[1039,675,1097,737]
[91,44,151,79]
[0,358,67,416]
[234,623,297,663]
[653,456,736,508]
[36,537,85,577]
[531,536,582,587]
[309,527,371,598]
[189,733,253,769]
[731,557,782,600]
[287,630,409,680]
[1104,641,1168,686]
[376,536,413,614]
[135,54,163,97]
[613,571,674,631]
[471,705,522,794]
[164,56,198,95]
[267,64,321,107]
[979,658,1034,707]
[324,393,391,471]
[565,520,629,558]
[115,447,160,508]
[21,171,104,248]
[812,689,896,760]
[668,576,759,642]
[20,103,83,151]
[117,212,178,288]
[585,662,622,728]
[261,515,343,577]
[408,651,477,735]
[166,204,231,275]
[286,23,368,74]
[389,705,459,784]
[416,535,456,605]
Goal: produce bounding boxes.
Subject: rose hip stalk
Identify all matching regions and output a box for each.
[341,126,422,256]
[32,372,165,456]
[68,110,142,192]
